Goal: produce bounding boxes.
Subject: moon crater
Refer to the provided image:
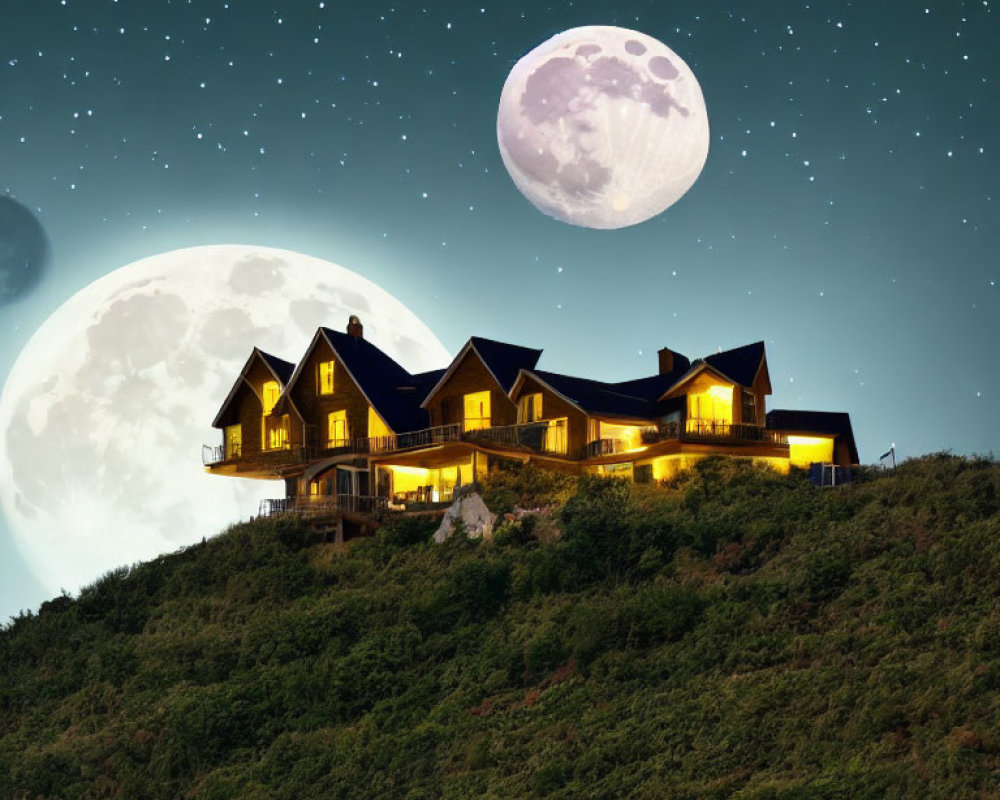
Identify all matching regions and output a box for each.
[0,245,450,597]
[498,26,710,229]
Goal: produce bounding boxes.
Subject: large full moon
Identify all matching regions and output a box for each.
[497,26,710,229]
[0,245,450,596]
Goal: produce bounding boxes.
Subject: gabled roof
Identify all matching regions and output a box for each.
[657,342,768,402]
[258,350,295,385]
[421,336,542,408]
[766,410,860,465]
[703,341,766,388]
[317,328,430,433]
[523,369,662,420]
[211,347,296,428]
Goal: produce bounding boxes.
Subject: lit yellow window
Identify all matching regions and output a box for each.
[327,410,349,448]
[463,391,491,431]
[545,417,568,454]
[518,392,542,423]
[687,384,733,432]
[262,380,280,414]
[788,436,834,468]
[318,361,335,395]
[224,424,242,459]
[264,414,289,450]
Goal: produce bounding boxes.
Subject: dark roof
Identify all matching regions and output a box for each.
[212,348,296,428]
[470,337,542,393]
[258,350,295,385]
[766,410,860,464]
[531,369,661,419]
[412,368,447,396]
[703,341,765,387]
[320,329,430,433]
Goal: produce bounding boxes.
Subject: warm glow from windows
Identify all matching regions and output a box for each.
[327,410,349,448]
[788,435,834,467]
[388,465,430,496]
[318,361,335,394]
[688,384,733,424]
[224,424,241,459]
[368,407,391,439]
[463,391,491,431]
[518,392,542,423]
[262,380,280,414]
[264,414,289,450]
[545,418,568,454]
[599,421,645,452]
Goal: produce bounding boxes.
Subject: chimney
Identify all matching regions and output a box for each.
[658,346,675,374]
[347,315,363,339]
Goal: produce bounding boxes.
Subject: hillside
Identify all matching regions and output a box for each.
[3,455,1000,799]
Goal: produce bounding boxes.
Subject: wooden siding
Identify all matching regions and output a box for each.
[512,374,588,457]
[290,339,376,450]
[426,351,516,429]
[750,359,770,426]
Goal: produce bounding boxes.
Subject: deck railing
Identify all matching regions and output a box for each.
[682,420,787,445]
[462,420,568,455]
[258,494,389,518]
[582,438,637,459]
[202,444,226,465]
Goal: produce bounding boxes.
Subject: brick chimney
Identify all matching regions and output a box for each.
[347,315,363,339]
[658,346,675,374]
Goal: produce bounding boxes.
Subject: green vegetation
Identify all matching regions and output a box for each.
[3,454,1000,799]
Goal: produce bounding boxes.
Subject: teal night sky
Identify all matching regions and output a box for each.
[1,1,997,621]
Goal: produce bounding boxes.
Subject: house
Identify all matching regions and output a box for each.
[203,316,858,531]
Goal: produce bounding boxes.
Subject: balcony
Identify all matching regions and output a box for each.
[637,420,787,446]
[258,494,390,518]
[582,437,639,459]
[323,424,463,456]
[202,442,313,472]
[461,420,568,456]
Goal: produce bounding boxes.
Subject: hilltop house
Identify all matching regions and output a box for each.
[204,316,858,530]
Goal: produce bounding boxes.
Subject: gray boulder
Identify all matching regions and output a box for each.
[433,492,496,543]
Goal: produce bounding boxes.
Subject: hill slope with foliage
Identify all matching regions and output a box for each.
[3,455,1000,799]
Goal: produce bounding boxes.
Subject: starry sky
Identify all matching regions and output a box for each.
[1,0,997,621]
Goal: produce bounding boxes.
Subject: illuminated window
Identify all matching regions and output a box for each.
[224,424,242,459]
[545,418,568,454]
[318,361,335,395]
[463,391,491,431]
[599,421,643,452]
[788,435,834,468]
[264,414,289,450]
[327,410,349,448]
[687,384,733,433]
[518,392,542,423]
[262,380,280,414]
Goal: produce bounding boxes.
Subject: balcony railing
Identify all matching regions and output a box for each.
[202,444,227,465]
[682,420,787,445]
[462,420,568,455]
[258,494,389,518]
[582,437,640,459]
[323,424,464,456]
[638,420,788,446]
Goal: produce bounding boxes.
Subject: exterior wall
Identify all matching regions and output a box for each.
[513,374,588,457]
[290,339,374,450]
[834,439,853,467]
[231,358,284,456]
[751,363,770,426]
[682,371,736,429]
[426,352,516,429]
[235,385,264,459]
